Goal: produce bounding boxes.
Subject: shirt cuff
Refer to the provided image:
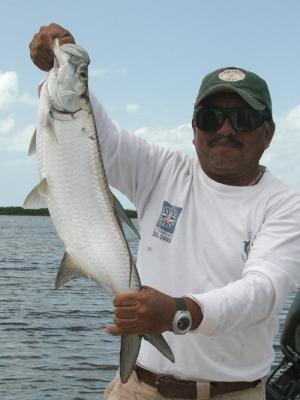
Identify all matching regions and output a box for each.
[185,292,221,336]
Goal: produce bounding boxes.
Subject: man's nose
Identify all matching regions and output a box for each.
[216,118,236,136]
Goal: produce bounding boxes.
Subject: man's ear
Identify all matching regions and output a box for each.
[263,121,275,149]
[192,119,197,145]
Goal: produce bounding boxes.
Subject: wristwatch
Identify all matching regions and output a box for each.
[172,297,192,334]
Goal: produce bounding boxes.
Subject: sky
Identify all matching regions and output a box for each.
[1,0,300,209]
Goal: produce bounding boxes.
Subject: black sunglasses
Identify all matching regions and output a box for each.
[195,106,271,133]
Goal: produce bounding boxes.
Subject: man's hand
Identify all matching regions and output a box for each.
[105,286,176,335]
[29,23,75,71]
[104,286,203,335]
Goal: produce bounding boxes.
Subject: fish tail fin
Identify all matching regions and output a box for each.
[23,178,48,209]
[120,334,141,383]
[143,333,175,363]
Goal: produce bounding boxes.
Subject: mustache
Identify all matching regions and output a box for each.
[208,135,243,149]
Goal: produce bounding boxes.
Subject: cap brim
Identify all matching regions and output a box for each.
[195,84,266,111]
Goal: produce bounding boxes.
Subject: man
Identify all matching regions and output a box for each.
[30,23,300,400]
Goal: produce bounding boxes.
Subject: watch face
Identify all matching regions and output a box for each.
[178,316,191,331]
[173,310,192,334]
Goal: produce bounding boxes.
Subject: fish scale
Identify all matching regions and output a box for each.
[24,39,174,383]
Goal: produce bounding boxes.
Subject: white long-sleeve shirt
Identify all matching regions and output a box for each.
[91,93,300,381]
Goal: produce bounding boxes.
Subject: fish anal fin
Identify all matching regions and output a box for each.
[112,192,140,238]
[28,129,37,156]
[55,252,88,289]
[23,178,48,209]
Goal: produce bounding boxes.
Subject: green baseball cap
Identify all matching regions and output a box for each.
[194,67,272,115]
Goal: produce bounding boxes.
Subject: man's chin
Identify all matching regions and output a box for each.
[209,158,242,174]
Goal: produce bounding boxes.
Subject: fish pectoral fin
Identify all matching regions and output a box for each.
[112,192,140,239]
[55,252,89,289]
[28,129,37,156]
[41,111,58,143]
[143,334,175,363]
[120,334,141,383]
[23,178,48,209]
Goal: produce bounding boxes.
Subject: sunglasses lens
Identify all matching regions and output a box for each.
[195,109,223,131]
[234,110,263,131]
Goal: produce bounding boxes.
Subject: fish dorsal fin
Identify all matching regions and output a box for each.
[28,129,37,156]
[55,252,89,289]
[23,178,48,209]
[112,192,140,239]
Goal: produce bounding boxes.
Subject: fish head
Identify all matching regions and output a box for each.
[47,39,90,113]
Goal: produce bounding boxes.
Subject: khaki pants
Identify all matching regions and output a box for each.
[104,370,266,400]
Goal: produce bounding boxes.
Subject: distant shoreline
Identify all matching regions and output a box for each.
[0,207,138,218]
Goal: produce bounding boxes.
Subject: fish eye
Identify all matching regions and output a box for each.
[80,71,88,80]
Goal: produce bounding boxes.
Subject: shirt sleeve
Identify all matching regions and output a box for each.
[89,92,174,214]
[187,189,300,336]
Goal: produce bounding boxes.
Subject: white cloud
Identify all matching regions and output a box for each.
[0,71,18,108]
[1,123,36,153]
[126,103,140,113]
[0,116,14,134]
[89,67,127,77]
[18,93,37,106]
[257,104,300,188]
[0,70,36,109]
[134,127,148,136]
[134,122,194,156]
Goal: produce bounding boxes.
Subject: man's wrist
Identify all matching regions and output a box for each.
[183,296,203,330]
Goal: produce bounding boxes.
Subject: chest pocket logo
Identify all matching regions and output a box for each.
[153,201,182,244]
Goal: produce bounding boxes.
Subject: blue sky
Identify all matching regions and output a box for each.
[1,0,300,209]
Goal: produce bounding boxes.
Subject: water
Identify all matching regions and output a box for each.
[0,215,295,399]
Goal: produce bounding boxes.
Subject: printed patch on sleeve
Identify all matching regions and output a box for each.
[152,201,182,244]
[241,231,257,262]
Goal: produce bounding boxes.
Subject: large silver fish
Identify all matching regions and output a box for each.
[24,39,174,383]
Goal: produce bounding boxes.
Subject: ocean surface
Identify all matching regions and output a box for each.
[0,215,295,400]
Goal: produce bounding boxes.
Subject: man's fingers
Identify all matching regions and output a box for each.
[113,292,139,307]
[104,325,122,335]
[104,319,140,335]
[115,304,139,319]
[29,23,75,71]
[113,316,138,329]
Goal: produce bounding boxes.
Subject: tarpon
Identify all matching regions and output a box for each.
[24,39,174,383]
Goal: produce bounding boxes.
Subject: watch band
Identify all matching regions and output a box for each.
[175,297,187,311]
[172,297,192,334]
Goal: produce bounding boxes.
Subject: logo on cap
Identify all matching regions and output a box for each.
[218,69,246,82]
